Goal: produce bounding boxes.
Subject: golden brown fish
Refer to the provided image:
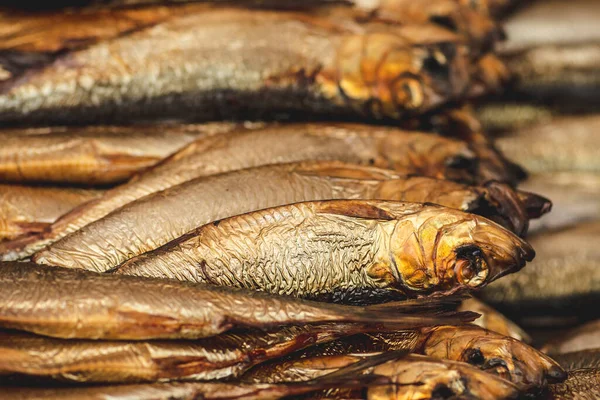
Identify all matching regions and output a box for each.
[458,297,530,342]
[0,323,403,383]
[243,324,565,391]
[0,123,237,185]
[0,381,350,400]
[0,7,494,124]
[544,368,600,400]
[496,115,600,174]
[543,320,600,356]
[115,200,534,303]
[32,161,544,273]
[0,262,475,340]
[481,222,600,326]
[0,124,480,261]
[0,184,101,242]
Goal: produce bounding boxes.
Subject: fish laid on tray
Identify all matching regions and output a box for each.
[0,184,101,242]
[481,221,600,326]
[0,124,489,261]
[0,262,474,340]
[32,161,547,273]
[114,199,534,303]
[0,6,501,124]
[243,324,565,390]
[0,123,237,185]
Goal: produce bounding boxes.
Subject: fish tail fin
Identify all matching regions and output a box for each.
[0,231,49,261]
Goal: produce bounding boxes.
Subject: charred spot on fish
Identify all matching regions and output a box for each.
[430,15,459,32]
[212,220,221,227]
[431,383,455,399]
[465,348,486,366]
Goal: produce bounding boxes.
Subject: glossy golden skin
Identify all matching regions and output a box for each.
[0,381,328,400]
[0,123,234,185]
[0,124,478,261]
[458,298,530,342]
[116,200,533,303]
[0,185,100,242]
[0,262,470,340]
[422,325,566,390]
[245,354,519,400]
[0,323,386,383]
[33,162,538,272]
[0,7,492,124]
[244,324,564,391]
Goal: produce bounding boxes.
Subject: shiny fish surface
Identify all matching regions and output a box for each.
[0,124,479,261]
[0,323,393,383]
[458,297,530,342]
[0,262,474,340]
[0,7,493,124]
[0,381,335,400]
[0,123,236,185]
[33,162,542,273]
[481,222,600,325]
[116,200,534,303]
[496,115,600,174]
[244,324,563,390]
[0,185,100,242]
[542,320,600,356]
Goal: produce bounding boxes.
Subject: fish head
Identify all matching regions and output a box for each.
[388,208,534,295]
[380,133,478,182]
[369,356,519,400]
[422,325,567,391]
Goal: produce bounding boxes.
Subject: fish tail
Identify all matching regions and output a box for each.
[0,231,50,261]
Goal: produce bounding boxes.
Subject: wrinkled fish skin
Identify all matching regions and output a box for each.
[0,381,330,400]
[115,200,534,303]
[544,368,600,400]
[0,7,489,124]
[33,161,539,273]
[0,185,100,242]
[496,115,600,174]
[542,320,600,356]
[0,123,479,261]
[0,323,388,383]
[243,324,565,391]
[0,262,473,340]
[0,123,236,185]
[458,297,530,342]
[481,222,600,325]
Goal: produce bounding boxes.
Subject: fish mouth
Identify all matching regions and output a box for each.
[516,190,553,219]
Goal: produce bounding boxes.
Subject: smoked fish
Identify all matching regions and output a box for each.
[33,161,543,272]
[243,324,565,391]
[553,350,600,371]
[0,184,100,242]
[0,123,237,185]
[0,7,494,124]
[115,200,535,303]
[0,124,480,261]
[481,222,600,326]
[0,262,475,340]
[0,323,402,383]
[544,368,600,400]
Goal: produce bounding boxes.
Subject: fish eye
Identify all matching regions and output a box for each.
[430,15,459,32]
[445,155,477,174]
[454,245,488,287]
[465,348,486,365]
[431,383,455,400]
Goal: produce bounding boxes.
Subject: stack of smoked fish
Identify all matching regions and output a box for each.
[0,0,597,399]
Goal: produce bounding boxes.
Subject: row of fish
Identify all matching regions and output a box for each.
[1,0,598,399]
